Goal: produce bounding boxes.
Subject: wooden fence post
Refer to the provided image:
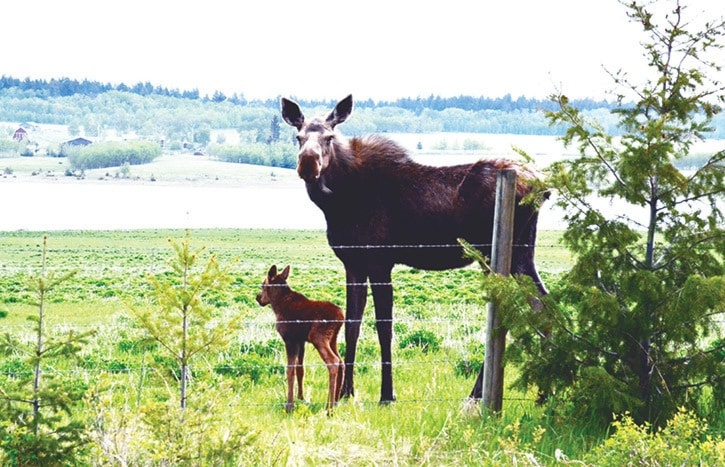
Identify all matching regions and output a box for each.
[481,169,517,412]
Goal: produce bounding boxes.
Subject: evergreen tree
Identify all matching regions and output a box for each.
[129,232,241,408]
[0,236,95,464]
[514,0,725,426]
[270,114,281,143]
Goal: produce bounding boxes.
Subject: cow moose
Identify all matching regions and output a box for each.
[281,94,547,404]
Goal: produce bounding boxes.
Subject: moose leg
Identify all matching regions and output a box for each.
[341,267,368,398]
[296,341,305,401]
[285,344,298,412]
[512,211,548,296]
[469,368,484,400]
[370,265,396,404]
[311,338,341,414]
[331,329,344,402]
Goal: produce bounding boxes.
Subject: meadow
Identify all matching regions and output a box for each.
[2,230,723,465]
[0,227,617,465]
[1,147,721,465]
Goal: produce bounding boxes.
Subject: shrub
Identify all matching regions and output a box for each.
[586,408,725,466]
[117,338,158,354]
[454,343,484,378]
[208,142,296,168]
[67,141,162,170]
[214,354,284,382]
[398,329,442,353]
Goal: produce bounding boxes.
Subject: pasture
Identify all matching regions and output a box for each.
[1,143,721,464]
[0,228,596,464]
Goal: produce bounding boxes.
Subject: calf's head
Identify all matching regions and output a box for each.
[280,95,353,183]
[256,264,291,306]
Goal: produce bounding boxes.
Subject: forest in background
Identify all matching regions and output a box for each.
[7,74,724,150]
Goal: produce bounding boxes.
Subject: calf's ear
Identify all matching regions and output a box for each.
[267,265,278,278]
[280,265,291,281]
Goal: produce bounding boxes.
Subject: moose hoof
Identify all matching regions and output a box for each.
[379,394,396,406]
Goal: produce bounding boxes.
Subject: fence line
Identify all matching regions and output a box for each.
[0,241,567,263]
[3,315,721,331]
[1,358,481,375]
[0,268,553,287]
[1,242,564,252]
[0,267,548,289]
[0,315,486,330]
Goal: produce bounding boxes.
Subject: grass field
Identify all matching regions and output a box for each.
[0,228,612,465]
[1,146,721,463]
[1,228,722,464]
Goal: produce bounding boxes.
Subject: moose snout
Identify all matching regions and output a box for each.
[297,153,321,182]
[255,292,267,306]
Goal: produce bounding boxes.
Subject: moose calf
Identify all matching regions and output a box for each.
[256,265,344,413]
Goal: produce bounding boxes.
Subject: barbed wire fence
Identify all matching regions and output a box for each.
[4,237,691,411]
[0,239,563,407]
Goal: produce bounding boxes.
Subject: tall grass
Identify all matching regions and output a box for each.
[1,228,718,465]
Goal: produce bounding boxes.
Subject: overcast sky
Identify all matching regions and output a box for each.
[3,0,724,102]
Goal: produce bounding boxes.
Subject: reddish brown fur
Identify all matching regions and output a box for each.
[256,265,344,414]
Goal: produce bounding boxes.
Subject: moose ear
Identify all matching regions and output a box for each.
[326,94,353,128]
[280,265,291,281]
[267,265,277,278]
[281,97,305,130]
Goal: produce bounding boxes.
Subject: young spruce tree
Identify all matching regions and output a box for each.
[130,231,240,409]
[512,0,724,426]
[0,236,95,465]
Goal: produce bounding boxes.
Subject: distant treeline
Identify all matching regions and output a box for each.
[0,75,614,113]
[2,75,723,141]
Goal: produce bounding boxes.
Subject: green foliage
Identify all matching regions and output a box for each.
[586,407,725,466]
[5,79,693,146]
[454,341,484,378]
[208,141,296,168]
[138,385,259,464]
[0,236,94,465]
[193,127,210,145]
[270,115,281,142]
[214,354,285,382]
[398,329,442,353]
[90,380,261,465]
[67,140,162,170]
[523,1,725,426]
[459,239,546,334]
[0,138,22,155]
[128,231,244,408]
[1,228,723,463]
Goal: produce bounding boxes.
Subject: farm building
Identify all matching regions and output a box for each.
[13,127,28,142]
[64,137,93,147]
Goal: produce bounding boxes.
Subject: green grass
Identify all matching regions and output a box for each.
[0,228,609,465]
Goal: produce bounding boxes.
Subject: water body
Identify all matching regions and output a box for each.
[0,178,327,231]
[0,177,575,232]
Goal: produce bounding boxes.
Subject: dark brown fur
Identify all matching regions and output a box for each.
[256,265,344,413]
[281,95,548,403]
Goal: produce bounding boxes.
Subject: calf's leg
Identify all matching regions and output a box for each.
[284,341,301,412]
[311,334,342,414]
[331,328,344,402]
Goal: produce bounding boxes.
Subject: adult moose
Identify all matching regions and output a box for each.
[281,95,548,404]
